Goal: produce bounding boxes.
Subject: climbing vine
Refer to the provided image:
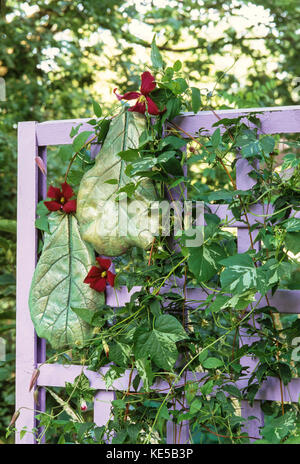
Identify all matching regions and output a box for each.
[9,40,300,444]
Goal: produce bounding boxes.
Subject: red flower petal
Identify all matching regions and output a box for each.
[106,271,116,287]
[90,277,107,292]
[140,71,156,95]
[96,257,112,271]
[145,96,160,115]
[84,266,101,284]
[113,88,124,101]
[114,89,141,101]
[63,199,76,213]
[121,91,141,101]
[128,100,146,114]
[61,182,74,201]
[44,201,61,212]
[47,186,62,200]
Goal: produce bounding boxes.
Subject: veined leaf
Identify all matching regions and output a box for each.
[284,218,300,232]
[47,388,83,422]
[133,314,187,370]
[260,135,275,154]
[77,110,159,256]
[57,145,74,162]
[72,131,93,152]
[173,60,182,72]
[220,253,257,293]
[202,357,223,369]
[236,129,260,158]
[92,100,102,118]
[159,136,187,150]
[29,212,103,349]
[282,153,300,170]
[151,36,164,69]
[206,294,229,314]
[285,232,300,254]
[190,398,203,414]
[211,128,221,149]
[191,87,201,114]
[223,384,242,399]
[261,411,297,444]
[188,242,226,283]
[135,358,154,391]
[109,341,131,368]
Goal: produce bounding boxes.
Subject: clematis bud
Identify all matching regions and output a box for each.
[35,156,47,176]
[33,389,40,407]
[80,399,88,411]
[9,410,20,428]
[29,368,40,392]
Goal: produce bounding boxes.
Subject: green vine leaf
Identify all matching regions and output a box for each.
[211,128,221,149]
[77,109,159,256]
[220,253,258,293]
[202,357,223,369]
[191,87,201,114]
[109,341,132,368]
[188,242,226,283]
[57,145,74,162]
[29,212,104,349]
[151,36,164,69]
[92,100,102,118]
[260,135,275,154]
[260,411,297,444]
[285,232,300,254]
[284,218,300,232]
[133,314,188,370]
[72,131,93,152]
[135,358,154,391]
[236,129,260,158]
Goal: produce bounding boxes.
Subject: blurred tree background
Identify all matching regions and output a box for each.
[0,0,299,441]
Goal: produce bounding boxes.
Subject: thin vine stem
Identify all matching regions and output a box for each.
[144,297,263,444]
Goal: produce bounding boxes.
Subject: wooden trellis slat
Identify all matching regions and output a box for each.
[35,362,300,403]
[16,106,300,444]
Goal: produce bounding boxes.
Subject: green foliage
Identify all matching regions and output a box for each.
[151,36,164,70]
[259,411,298,444]
[1,0,300,444]
[28,66,300,444]
[133,314,187,370]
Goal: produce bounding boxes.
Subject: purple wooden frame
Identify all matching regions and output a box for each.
[16,106,300,444]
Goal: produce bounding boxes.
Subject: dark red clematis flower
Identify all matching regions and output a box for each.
[44,182,76,213]
[114,71,160,115]
[84,257,115,293]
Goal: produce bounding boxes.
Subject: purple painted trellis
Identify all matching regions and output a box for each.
[16,106,300,444]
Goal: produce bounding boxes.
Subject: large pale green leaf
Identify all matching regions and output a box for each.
[77,110,159,256]
[29,212,103,349]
